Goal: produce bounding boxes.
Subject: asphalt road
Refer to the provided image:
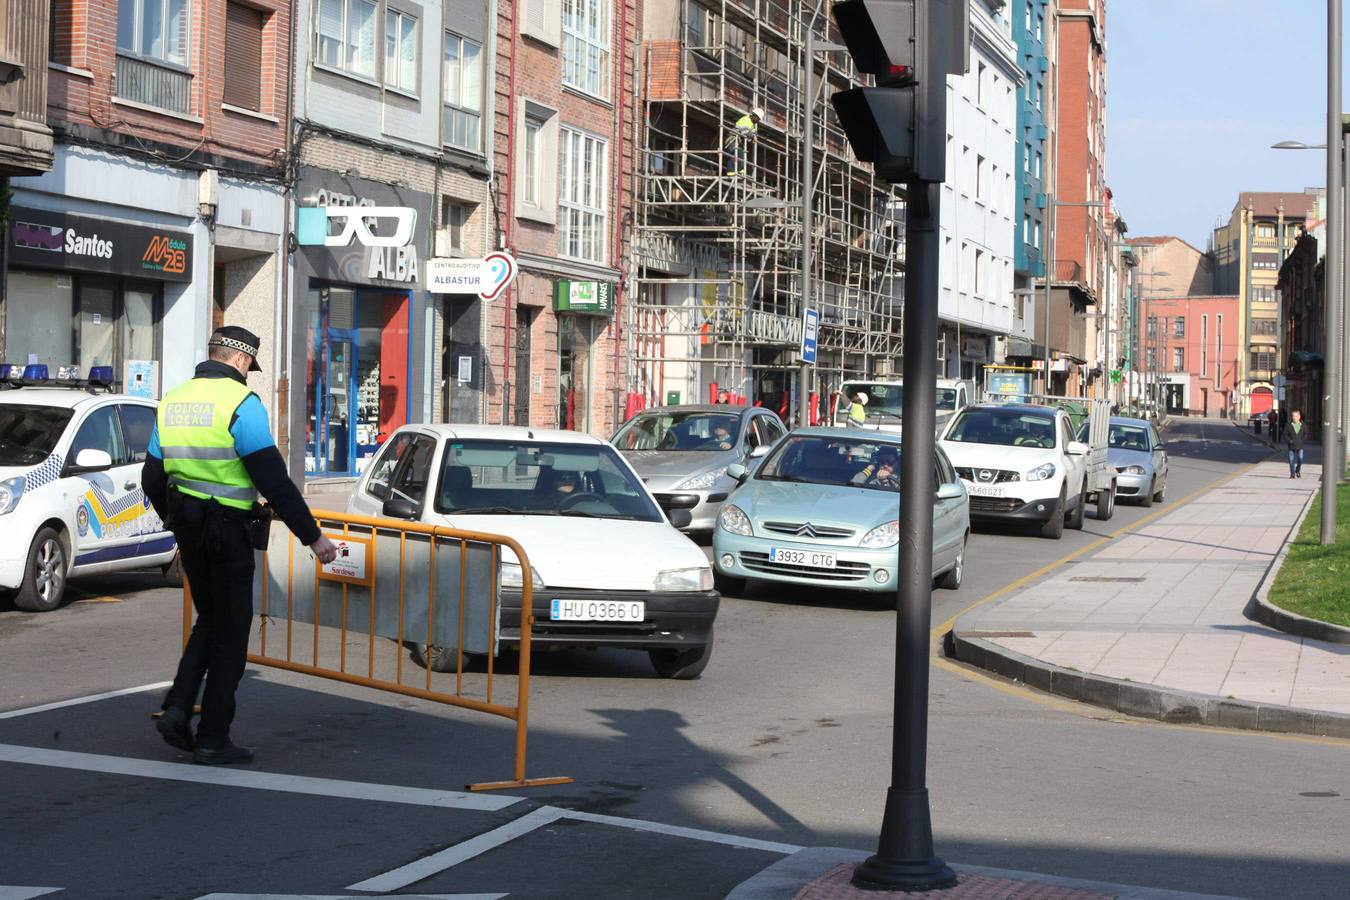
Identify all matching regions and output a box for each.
[4,417,1349,899]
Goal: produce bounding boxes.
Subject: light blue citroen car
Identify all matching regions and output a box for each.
[712,428,970,594]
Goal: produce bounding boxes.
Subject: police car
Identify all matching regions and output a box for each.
[0,364,177,612]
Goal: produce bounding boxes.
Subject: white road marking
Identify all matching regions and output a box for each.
[561,809,803,854]
[0,682,171,720]
[197,894,505,899]
[0,744,520,812]
[347,805,803,893]
[348,807,564,893]
[0,889,63,899]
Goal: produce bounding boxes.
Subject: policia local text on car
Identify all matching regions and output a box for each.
[143,326,338,766]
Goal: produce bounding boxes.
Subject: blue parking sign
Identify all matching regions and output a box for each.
[800,309,819,364]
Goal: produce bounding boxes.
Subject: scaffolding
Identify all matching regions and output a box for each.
[629,0,907,419]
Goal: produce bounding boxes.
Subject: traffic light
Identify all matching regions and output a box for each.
[831,0,969,184]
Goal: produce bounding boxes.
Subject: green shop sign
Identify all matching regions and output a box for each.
[554,280,616,317]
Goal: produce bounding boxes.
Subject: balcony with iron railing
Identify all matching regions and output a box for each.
[115,54,192,115]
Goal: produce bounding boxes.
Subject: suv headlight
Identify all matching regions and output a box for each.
[0,476,25,515]
[654,567,714,591]
[860,519,899,548]
[1122,465,1145,475]
[718,504,752,536]
[1025,462,1057,482]
[676,467,728,491]
[499,562,546,590]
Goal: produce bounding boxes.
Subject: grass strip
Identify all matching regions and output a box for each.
[1267,480,1350,627]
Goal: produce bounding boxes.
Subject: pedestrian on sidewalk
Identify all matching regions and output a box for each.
[1268,408,1279,444]
[144,327,339,765]
[1286,409,1306,478]
[1278,406,1289,444]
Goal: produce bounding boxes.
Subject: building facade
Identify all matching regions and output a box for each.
[12,0,290,420]
[486,0,639,436]
[1211,190,1320,417]
[1007,0,1049,368]
[1277,224,1325,433]
[938,0,1021,383]
[1126,235,1214,298]
[1137,294,1241,416]
[289,0,495,482]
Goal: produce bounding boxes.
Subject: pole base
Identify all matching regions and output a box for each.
[851,854,958,893]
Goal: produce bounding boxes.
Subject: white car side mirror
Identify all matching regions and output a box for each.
[1066,441,1089,456]
[72,448,114,472]
[748,444,772,459]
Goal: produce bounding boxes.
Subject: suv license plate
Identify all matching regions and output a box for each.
[550,599,645,622]
[769,547,837,568]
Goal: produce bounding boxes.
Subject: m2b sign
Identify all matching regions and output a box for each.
[800,308,820,364]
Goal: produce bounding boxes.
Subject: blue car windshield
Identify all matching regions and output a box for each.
[758,435,902,492]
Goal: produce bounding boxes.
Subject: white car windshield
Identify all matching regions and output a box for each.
[0,404,75,466]
[840,383,903,420]
[612,411,741,451]
[758,435,902,493]
[936,388,959,411]
[946,408,1058,449]
[434,440,663,522]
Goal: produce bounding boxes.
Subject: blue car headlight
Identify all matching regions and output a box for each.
[718,504,753,536]
[860,519,899,548]
[0,476,25,515]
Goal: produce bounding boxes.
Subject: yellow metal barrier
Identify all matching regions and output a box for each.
[182,508,572,792]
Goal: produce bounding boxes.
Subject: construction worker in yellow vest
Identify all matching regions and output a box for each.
[725,106,764,176]
[144,326,337,765]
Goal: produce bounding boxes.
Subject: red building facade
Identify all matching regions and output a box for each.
[1138,295,1242,416]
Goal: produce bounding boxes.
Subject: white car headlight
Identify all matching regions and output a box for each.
[0,476,25,515]
[718,504,753,536]
[1122,465,1145,475]
[1025,462,1057,482]
[676,467,728,491]
[499,562,546,590]
[654,567,714,592]
[860,519,899,548]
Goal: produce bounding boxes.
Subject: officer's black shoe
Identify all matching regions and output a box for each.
[193,742,255,766]
[156,707,194,752]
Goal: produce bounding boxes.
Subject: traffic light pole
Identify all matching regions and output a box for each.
[852,181,957,893]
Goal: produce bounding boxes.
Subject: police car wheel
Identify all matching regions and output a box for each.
[15,527,68,613]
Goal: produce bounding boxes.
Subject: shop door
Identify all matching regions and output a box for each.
[513,306,534,426]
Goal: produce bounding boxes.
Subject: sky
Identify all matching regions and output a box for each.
[1109,1,1343,248]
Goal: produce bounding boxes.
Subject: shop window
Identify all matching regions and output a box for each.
[384,9,418,93]
[316,0,377,79]
[443,32,483,151]
[79,283,117,374]
[6,272,76,369]
[224,1,265,111]
[558,316,593,431]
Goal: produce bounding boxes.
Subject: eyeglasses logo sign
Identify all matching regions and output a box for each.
[296,206,417,248]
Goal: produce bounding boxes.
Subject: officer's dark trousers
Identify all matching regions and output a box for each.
[162,495,256,748]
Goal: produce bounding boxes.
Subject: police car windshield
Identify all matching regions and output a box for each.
[0,405,75,466]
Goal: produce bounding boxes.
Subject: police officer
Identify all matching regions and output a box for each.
[145,326,338,765]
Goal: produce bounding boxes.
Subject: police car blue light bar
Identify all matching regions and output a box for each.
[1,364,22,381]
[88,366,114,386]
[23,364,48,382]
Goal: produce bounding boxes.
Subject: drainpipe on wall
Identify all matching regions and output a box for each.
[500,3,518,426]
[611,0,629,430]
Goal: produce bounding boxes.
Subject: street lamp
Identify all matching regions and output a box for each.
[1043,198,1106,394]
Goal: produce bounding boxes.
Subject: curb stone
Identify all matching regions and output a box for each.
[1244,485,1350,646]
[725,846,1245,900]
[947,632,1350,739]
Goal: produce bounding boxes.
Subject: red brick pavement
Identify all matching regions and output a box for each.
[794,863,1116,899]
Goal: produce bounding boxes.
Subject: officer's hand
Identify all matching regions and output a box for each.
[310,536,339,565]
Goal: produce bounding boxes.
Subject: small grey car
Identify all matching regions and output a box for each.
[612,405,788,531]
[1096,416,1168,506]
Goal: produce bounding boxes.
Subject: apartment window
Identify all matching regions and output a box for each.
[1251,351,1276,372]
[117,0,190,66]
[316,0,377,78]
[437,199,471,256]
[384,9,418,92]
[1256,223,1275,239]
[1023,214,1031,245]
[1173,318,1185,339]
[1034,151,1042,178]
[518,101,558,223]
[1146,348,1156,368]
[975,155,985,201]
[974,248,985,295]
[1033,220,1041,249]
[443,32,484,151]
[1036,13,1043,40]
[223,2,265,111]
[1025,2,1032,32]
[1147,315,1157,338]
[562,0,610,98]
[1215,315,1224,384]
[1201,315,1209,376]
[524,119,542,204]
[976,61,986,107]
[1023,142,1031,173]
[1172,347,1185,372]
[559,127,608,263]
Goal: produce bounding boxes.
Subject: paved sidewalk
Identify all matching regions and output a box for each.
[952,461,1350,732]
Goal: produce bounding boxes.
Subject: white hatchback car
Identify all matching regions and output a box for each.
[0,371,177,612]
[347,425,719,678]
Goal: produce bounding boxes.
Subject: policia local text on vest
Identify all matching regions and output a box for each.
[144,326,338,766]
